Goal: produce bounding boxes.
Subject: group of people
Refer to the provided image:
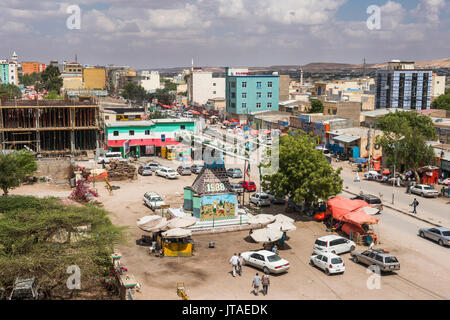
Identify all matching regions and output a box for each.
[229,253,271,296]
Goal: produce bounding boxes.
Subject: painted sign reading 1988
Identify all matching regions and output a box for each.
[206,183,226,193]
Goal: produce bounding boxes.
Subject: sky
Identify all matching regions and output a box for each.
[0,0,449,69]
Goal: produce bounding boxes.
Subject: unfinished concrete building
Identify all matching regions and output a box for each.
[0,98,100,154]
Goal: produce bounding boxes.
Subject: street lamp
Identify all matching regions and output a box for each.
[390,135,404,205]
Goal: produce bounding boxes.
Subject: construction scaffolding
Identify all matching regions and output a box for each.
[0,98,100,153]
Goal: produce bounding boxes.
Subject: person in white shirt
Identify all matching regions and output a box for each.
[229,253,239,277]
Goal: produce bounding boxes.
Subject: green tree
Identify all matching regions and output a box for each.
[445,88,450,95]
[121,82,148,103]
[262,134,343,206]
[308,99,324,113]
[0,84,22,99]
[0,150,37,195]
[149,88,175,105]
[375,111,436,182]
[19,72,41,87]
[163,80,177,91]
[431,94,450,110]
[44,90,63,100]
[0,196,125,298]
[40,65,63,93]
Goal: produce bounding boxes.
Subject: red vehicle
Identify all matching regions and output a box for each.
[240,181,257,192]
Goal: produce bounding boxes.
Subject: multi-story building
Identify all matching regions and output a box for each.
[21,62,46,75]
[323,101,361,127]
[0,98,100,153]
[0,61,10,84]
[188,68,225,105]
[431,74,446,98]
[135,71,160,92]
[375,61,433,110]
[82,67,106,90]
[8,62,18,85]
[225,67,279,120]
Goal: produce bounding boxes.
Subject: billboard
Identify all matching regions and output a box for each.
[123,140,130,157]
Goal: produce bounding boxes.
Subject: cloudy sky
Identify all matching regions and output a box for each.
[0,0,449,69]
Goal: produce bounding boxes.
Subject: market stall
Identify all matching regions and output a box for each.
[161,228,194,257]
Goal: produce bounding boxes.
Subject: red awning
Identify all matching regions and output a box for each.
[326,196,379,225]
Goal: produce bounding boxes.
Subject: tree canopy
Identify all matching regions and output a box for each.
[121,82,147,103]
[431,94,450,110]
[40,65,63,93]
[0,196,125,299]
[19,72,41,87]
[375,111,436,181]
[0,150,37,195]
[0,84,22,99]
[262,133,343,205]
[308,99,324,113]
[149,88,175,105]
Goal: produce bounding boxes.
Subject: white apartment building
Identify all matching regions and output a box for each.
[8,62,18,85]
[432,74,446,98]
[188,69,225,105]
[137,70,161,92]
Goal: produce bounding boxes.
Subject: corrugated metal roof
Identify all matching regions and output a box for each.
[332,134,360,143]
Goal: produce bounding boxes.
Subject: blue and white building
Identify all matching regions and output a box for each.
[375,61,432,110]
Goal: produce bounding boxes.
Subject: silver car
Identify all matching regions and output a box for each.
[410,184,440,198]
[250,193,271,207]
[419,227,450,246]
[177,165,192,176]
[351,249,400,273]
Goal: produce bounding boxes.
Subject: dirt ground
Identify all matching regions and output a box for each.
[10,155,450,300]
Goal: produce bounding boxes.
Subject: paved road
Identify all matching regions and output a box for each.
[335,161,450,226]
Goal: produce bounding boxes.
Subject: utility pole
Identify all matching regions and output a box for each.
[367,125,372,171]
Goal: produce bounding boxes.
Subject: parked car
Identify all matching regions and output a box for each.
[240,181,257,192]
[250,193,271,207]
[229,182,244,194]
[313,235,356,255]
[418,227,450,246]
[310,252,345,275]
[177,165,192,176]
[143,162,160,172]
[97,152,126,164]
[143,192,165,211]
[410,184,440,198]
[227,168,243,179]
[155,167,179,179]
[241,250,290,274]
[263,190,286,205]
[191,164,204,174]
[351,249,400,273]
[138,165,153,176]
[364,171,382,180]
[352,194,383,212]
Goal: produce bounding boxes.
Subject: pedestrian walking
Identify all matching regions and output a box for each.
[238,253,244,276]
[271,244,278,254]
[354,172,361,182]
[262,274,270,296]
[410,198,419,214]
[252,273,261,296]
[229,253,239,277]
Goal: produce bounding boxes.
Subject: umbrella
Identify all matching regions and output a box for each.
[136,215,160,226]
[267,221,297,232]
[443,178,450,185]
[251,228,283,243]
[162,228,192,238]
[247,214,276,225]
[381,169,390,175]
[166,215,197,229]
[280,133,288,137]
[137,216,169,232]
[355,157,368,164]
[359,206,380,216]
[274,214,294,224]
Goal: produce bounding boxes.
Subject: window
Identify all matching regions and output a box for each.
[375,255,384,262]
[268,81,273,88]
[256,82,262,89]
[256,92,262,98]
[256,103,261,108]
[231,103,236,109]
[180,125,186,130]
[242,82,247,88]
[145,130,150,135]
[267,102,272,108]
[242,92,247,98]
[321,256,328,262]
[231,92,236,98]
[129,130,135,136]
[267,92,272,98]
[213,91,216,94]
[113,131,119,136]
[231,82,236,88]
[213,82,216,86]
[105,116,110,120]
[242,103,247,108]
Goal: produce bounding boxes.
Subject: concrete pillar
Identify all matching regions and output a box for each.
[70,130,75,152]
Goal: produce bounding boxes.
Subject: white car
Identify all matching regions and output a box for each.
[313,235,356,255]
[310,252,345,275]
[143,192,165,211]
[241,250,290,274]
[250,193,271,207]
[98,152,127,164]
[155,167,179,179]
[410,184,440,198]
